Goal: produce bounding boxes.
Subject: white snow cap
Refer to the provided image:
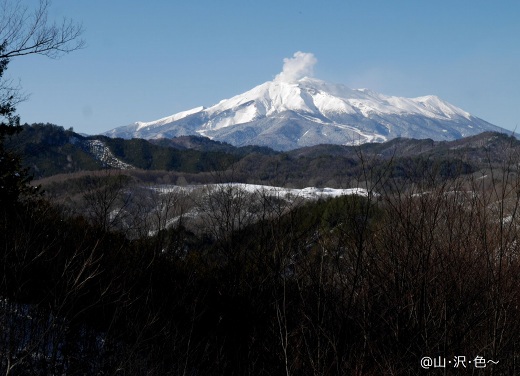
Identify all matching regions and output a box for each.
[275,51,317,83]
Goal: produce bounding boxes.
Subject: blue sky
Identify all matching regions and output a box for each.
[6,0,520,135]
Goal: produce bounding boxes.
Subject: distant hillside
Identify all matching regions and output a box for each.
[5,124,274,179]
[150,135,276,156]
[5,124,519,190]
[5,123,104,177]
[289,131,519,162]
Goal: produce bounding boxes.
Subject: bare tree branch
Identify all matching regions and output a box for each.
[0,0,85,59]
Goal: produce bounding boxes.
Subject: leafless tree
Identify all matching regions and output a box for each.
[0,0,84,59]
[0,0,84,120]
[82,172,132,232]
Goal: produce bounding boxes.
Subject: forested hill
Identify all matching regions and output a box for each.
[5,123,519,187]
[5,123,276,179]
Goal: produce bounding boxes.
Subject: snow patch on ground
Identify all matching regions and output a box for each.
[152,183,374,199]
[84,140,135,170]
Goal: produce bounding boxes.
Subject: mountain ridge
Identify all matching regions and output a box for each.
[8,123,517,187]
[105,76,505,150]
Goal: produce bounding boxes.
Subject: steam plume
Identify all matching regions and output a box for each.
[275,51,317,83]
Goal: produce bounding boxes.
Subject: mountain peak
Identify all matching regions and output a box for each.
[105,52,505,150]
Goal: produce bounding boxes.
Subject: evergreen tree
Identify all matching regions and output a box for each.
[0,42,37,207]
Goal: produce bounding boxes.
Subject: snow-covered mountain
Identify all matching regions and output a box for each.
[105,53,504,151]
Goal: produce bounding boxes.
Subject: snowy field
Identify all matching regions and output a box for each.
[150,183,372,200]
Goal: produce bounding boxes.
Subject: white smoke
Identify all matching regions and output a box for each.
[275,51,317,83]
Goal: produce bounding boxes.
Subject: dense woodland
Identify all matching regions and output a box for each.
[2,122,520,374]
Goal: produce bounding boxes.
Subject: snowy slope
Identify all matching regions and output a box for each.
[153,183,371,200]
[83,139,135,169]
[105,56,504,150]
